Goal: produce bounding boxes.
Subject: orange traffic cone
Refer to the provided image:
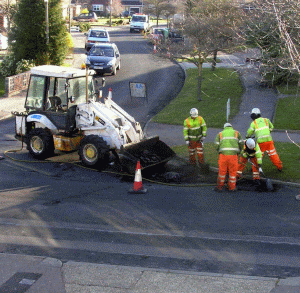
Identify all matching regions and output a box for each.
[107,88,112,100]
[129,161,147,194]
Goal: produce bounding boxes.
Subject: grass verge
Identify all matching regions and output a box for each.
[152,67,243,128]
[172,142,300,183]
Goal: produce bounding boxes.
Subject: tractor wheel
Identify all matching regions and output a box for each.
[26,128,55,160]
[79,135,110,170]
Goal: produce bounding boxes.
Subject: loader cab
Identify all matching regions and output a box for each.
[24,65,95,132]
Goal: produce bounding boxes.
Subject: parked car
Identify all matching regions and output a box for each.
[84,29,110,51]
[0,34,8,50]
[85,43,121,76]
[73,12,98,22]
[168,30,184,43]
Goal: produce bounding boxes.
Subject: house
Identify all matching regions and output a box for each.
[121,0,143,14]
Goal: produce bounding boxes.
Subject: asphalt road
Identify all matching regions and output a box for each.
[0,26,299,278]
[70,26,185,127]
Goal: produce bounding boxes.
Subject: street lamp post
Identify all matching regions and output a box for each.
[109,0,112,27]
[44,0,49,45]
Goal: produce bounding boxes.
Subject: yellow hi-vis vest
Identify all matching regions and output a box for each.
[183,116,207,142]
[246,117,274,143]
[215,127,243,155]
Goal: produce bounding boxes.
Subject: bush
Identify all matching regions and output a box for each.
[0,54,18,77]
[66,32,74,49]
[15,59,35,74]
[79,22,91,32]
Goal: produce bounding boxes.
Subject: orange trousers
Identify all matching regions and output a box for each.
[237,156,260,180]
[188,141,204,165]
[217,154,238,191]
[259,141,282,171]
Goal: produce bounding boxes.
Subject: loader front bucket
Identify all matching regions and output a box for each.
[119,136,176,174]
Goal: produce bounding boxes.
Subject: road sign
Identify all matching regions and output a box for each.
[129,82,147,102]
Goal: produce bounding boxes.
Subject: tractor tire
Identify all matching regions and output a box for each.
[79,135,110,170]
[26,128,55,160]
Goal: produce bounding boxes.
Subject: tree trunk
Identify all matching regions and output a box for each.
[212,49,218,71]
[197,62,203,101]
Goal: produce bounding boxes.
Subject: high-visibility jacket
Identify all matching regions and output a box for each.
[246,117,274,143]
[183,116,207,142]
[240,142,263,165]
[215,127,243,155]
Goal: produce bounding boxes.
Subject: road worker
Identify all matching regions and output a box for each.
[246,108,282,171]
[183,108,207,166]
[214,123,244,192]
[237,138,263,184]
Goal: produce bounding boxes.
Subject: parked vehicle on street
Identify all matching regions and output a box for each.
[73,12,98,22]
[148,27,169,44]
[0,34,8,50]
[168,29,184,43]
[84,29,110,51]
[85,43,121,76]
[130,14,151,33]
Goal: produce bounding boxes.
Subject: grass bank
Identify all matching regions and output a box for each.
[274,84,300,130]
[152,67,243,128]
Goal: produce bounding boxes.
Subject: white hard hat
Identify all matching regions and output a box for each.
[224,122,232,128]
[251,108,261,115]
[245,138,255,150]
[190,108,198,118]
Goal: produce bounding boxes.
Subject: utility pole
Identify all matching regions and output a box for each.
[109,0,112,27]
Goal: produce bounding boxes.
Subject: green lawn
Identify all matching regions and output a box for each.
[152,67,243,128]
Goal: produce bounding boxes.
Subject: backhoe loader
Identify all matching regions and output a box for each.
[14,65,175,173]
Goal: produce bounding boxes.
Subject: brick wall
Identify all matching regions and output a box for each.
[5,71,31,96]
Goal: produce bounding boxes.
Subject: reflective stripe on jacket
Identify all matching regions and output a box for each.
[183,116,207,142]
[215,127,243,155]
[241,142,263,165]
[246,117,273,143]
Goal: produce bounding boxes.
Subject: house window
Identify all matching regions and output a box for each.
[93,5,103,11]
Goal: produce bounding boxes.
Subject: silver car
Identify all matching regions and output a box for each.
[84,29,110,51]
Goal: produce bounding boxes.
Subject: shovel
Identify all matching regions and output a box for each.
[248,159,273,192]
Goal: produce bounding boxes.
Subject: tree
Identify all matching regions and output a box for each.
[144,0,168,26]
[165,0,243,101]
[163,2,176,28]
[245,0,300,86]
[0,0,17,33]
[111,0,123,17]
[9,0,68,66]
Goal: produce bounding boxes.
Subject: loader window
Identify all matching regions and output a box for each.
[25,75,45,109]
[56,78,68,109]
[68,77,94,105]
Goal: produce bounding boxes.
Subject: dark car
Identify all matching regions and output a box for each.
[85,43,121,76]
[73,12,98,22]
[84,29,110,51]
[169,30,184,43]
